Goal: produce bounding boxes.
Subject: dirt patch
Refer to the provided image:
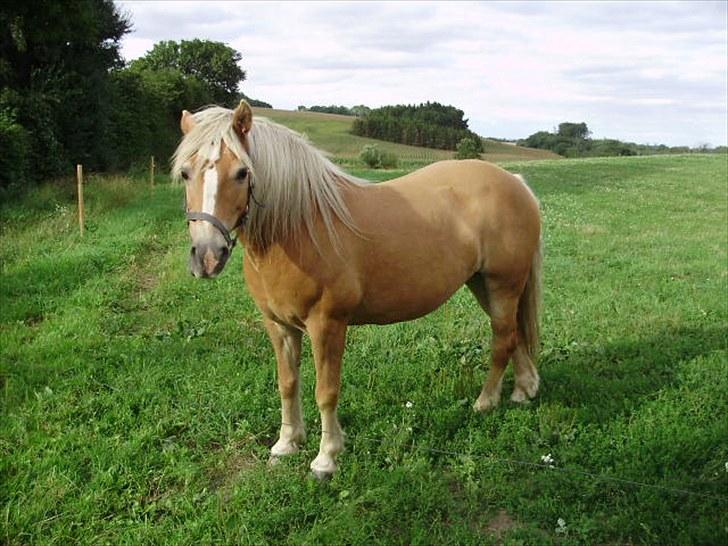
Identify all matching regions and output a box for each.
[578,223,607,235]
[207,438,263,500]
[24,314,45,326]
[486,510,518,542]
[135,268,159,294]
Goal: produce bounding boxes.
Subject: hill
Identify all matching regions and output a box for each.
[252,108,560,163]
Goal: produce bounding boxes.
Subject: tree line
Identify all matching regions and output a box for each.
[351,102,484,152]
[520,122,727,158]
[297,105,371,116]
[0,0,268,191]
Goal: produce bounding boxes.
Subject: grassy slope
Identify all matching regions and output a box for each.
[1,155,727,545]
[253,108,561,162]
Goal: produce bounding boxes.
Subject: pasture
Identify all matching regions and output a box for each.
[252,108,562,163]
[1,154,726,544]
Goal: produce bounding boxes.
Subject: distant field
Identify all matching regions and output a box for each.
[1,155,726,544]
[253,107,561,163]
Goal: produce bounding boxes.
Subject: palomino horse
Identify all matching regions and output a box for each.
[174,101,542,479]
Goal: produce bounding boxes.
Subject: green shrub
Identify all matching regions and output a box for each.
[454,137,482,159]
[360,145,380,167]
[379,150,398,168]
[359,145,398,169]
[0,108,30,190]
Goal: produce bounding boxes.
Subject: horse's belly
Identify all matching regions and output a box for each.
[349,295,453,325]
[349,266,470,325]
[347,220,479,325]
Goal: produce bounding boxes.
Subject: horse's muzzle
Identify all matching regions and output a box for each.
[189,242,230,278]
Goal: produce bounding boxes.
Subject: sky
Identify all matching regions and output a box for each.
[117,1,728,147]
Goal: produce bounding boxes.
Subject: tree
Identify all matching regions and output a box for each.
[350,105,371,117]
[557,122,590,140]
[131,39,246,106]
[351,102,482,152]
[0,0,131,180]
[455,137,482,159]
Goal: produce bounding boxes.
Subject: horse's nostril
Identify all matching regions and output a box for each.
[220,246,229,260]
[190,246,197,257]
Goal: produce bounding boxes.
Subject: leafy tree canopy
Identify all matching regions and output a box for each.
[352,102,483,152]
[557,122,590,140]
[0,0,131,182]
[131,39,246,106]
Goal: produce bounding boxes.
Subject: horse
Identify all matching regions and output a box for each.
[173,100,542,479]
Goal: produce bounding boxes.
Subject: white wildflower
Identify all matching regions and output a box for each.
[405,401,414,409]
[540,453,555,466]
[555,518,567,534]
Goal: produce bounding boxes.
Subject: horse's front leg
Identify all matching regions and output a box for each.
[307,317,347,479]
[265,319,306,460]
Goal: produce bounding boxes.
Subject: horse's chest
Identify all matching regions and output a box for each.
[244,262,319,329]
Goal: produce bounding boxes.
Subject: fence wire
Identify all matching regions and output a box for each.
[281,422,728,502]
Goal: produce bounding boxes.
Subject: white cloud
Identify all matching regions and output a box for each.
[117,0,728,146]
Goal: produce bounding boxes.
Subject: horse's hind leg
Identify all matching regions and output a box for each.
[467,275,521,412]
[510,345,539,403]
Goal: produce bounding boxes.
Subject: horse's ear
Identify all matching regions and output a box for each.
[232,100,253,137]
[180,110,196,134]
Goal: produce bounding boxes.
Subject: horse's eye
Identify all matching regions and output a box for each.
[235,167,249,181]
[180,170,190,181]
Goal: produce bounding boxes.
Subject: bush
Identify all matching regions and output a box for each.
[455,137,482,159]
[359,145,398,169]
[0,108,30,190]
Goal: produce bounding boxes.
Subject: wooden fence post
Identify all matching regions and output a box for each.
[150,155,155,188]
[76,164,85,237]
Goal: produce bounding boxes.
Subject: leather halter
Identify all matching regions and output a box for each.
[184,172,260,251]
[185,209,247,250]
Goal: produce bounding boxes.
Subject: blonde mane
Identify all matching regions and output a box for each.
[172,106,368,250]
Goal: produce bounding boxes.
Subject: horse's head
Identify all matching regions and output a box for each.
[177,101,254,278]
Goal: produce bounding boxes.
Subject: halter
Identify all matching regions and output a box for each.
[184,173,263,251]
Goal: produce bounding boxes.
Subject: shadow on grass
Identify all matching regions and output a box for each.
[538,325,726,423]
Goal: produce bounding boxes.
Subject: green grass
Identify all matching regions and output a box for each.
[253,108,561,163]
[1,155,727,544]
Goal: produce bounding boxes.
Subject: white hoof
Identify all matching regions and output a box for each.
[311,469,333,481]
[510,387,530,403]
[271,438,302,458]
[310,454,337,479]
[515,373,539,400]
[473,393,500,412]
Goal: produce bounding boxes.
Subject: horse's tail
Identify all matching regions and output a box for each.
[517,237,542,361]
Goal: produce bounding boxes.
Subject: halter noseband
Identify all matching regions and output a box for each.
[184,175,261,251]
[185,209,247,250]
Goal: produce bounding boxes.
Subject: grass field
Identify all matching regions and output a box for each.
[1,155,727,544]
[252,108,561,163]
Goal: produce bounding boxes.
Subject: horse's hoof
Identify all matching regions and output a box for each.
[473,395,499,412]
[270,439,301,458]
[510,387,530,404]
[268,455,282,467]
[310,454,337,479]
[310,469,333,481]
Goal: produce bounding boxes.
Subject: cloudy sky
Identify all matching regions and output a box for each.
[117,1,727,146]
